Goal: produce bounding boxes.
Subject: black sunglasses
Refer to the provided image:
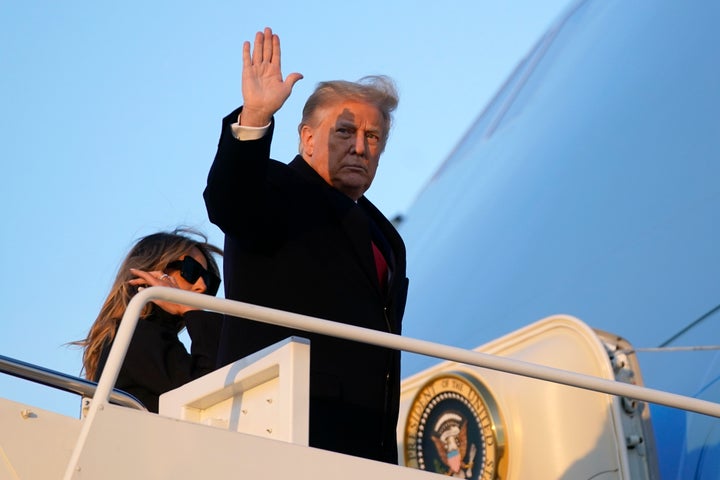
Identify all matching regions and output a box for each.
[166,256,221,296]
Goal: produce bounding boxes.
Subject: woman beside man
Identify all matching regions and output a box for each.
[72,228,223,413]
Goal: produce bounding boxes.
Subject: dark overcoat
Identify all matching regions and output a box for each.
[204,107,409,463]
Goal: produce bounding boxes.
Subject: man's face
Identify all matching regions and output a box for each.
[300,100,385,201]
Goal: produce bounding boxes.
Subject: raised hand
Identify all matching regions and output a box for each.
[240,27,303,127]
[129,268,196,316]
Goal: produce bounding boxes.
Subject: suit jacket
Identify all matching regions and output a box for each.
[204,107,409,463]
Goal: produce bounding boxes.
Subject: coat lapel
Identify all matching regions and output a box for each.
[289,157,379,289]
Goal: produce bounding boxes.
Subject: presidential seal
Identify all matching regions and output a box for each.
[404,372,507,479]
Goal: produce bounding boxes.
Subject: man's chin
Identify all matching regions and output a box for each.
[334,176,370,200]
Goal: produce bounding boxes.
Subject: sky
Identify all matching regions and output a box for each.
[1,0,572,416]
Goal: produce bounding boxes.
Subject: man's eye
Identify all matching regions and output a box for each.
[366,133,380,144]
[336,128,351,136]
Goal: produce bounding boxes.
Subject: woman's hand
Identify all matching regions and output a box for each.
[128,268,196,316]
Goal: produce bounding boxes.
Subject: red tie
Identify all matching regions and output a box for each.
[372,241,388,290]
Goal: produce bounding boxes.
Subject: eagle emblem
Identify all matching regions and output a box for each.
[430,412,477,477]
[404,373,506,480]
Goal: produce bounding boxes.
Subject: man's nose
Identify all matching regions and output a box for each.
[353,131,366,155]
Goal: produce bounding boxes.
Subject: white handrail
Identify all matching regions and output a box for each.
[64,286,720,479]
[0,354,146,411]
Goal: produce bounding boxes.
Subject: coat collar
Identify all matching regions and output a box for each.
[288,155,388,291]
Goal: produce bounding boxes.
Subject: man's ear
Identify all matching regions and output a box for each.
[300,125,314,156]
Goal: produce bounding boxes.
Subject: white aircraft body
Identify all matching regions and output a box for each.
[1,0,719,478]
[397,0,720,478]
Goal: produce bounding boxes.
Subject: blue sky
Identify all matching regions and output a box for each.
[1,0,571,416]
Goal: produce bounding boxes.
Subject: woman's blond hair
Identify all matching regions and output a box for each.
[71,228,222,380]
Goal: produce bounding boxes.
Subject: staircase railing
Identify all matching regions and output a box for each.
[64,286,720,479]
[0,353,146,411]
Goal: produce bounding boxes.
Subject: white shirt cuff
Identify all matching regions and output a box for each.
[231,114,271,141]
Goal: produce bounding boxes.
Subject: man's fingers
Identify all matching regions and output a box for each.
[262,27,273,64]
[242,41,251,69]
[268,29,303,87]
[249,28,275,66]
[285,72,304,89]
[251,30,264,65]
[270,32,281,64]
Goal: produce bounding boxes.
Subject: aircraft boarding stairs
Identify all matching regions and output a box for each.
[2,287,720,479]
